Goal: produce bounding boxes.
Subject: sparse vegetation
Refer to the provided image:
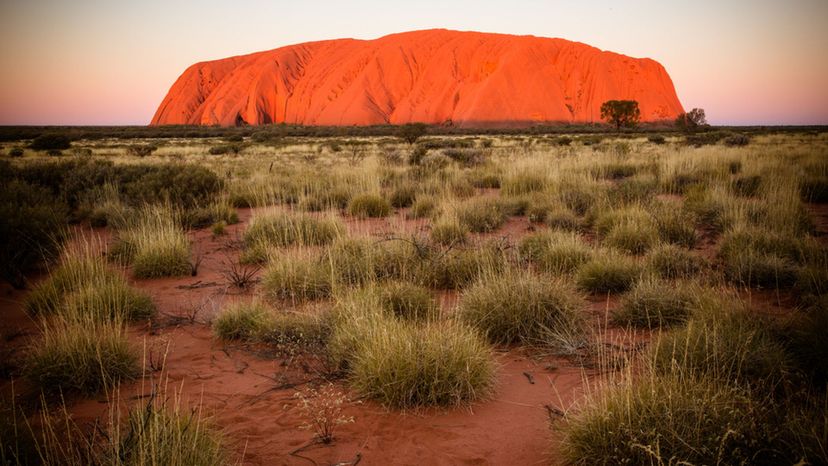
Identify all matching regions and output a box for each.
[3,128,827,465]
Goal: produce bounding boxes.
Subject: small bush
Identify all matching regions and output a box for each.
[349,320,494,407]
[377,281,438,322]
[208,143,243,155]
[347,193,392,218]
[0,180,69,288]
[646,244,705,279]
[459,273,584,345]
[647,134,666,144]
[723,133,750,146]
[213,301,272,341]
[25,317,137,395]
[456,199,507,233]
[8,147,24,157]
[612,278,698,328]
[30,134,71,151]
[575,252,641,294]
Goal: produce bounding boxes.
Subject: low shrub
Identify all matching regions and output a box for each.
[0,180,69,288]
[647,134,666,144]
[723,133,750,146]
[575,252,641,294]
[30,134,71,151]
[459,273,584,346]
[347,193,392,218]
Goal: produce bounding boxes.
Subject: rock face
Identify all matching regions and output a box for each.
[151,29,683,127]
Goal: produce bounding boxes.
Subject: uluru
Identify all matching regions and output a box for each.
[151,29,684,127]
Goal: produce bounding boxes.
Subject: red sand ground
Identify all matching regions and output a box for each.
[151,29,684,127]
[3,202,824,465]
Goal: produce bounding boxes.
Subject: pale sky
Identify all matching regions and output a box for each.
[1,0,826,125]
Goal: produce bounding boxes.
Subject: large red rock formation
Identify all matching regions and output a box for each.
[151,29,683,127]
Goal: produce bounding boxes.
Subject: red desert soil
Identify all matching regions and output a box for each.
[0,208,599,466]
[151,29,684,127]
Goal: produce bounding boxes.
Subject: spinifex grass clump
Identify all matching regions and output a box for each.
[346,192,392,218]
[24,316,137,395]
[25,242,154,322]
[501,172,547,195]
[459,272,584,346]
[456,198,507,233]
[422,243,507,289]
[114,402,226,466]
[612,278,699,329]
[518,231,592,274]
[213,301,273,341]
[651,300,792,387]
[718,227,807,288]
[261,251,332,303]
[595,205,659,255]
[646,243,706,279]
[575,251,641,294]
[377,281,438,322]
[430,217,468,246]
[112,205,191,278]
[560,372,783,465]
[348,320,495,408]
[244,211,343,249]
